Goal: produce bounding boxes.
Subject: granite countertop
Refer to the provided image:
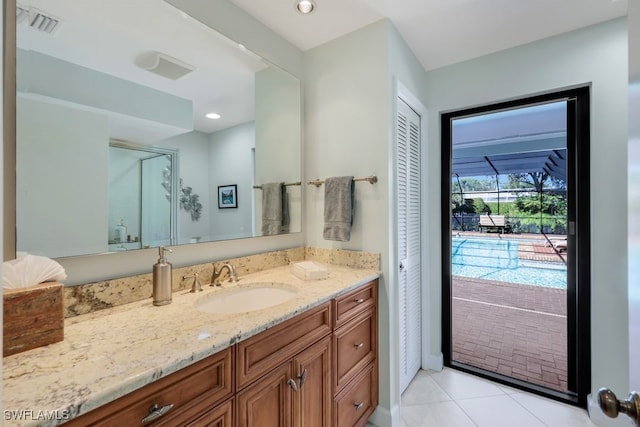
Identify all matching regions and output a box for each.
[2,263,379,427]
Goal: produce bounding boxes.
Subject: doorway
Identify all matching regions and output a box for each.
[441,88,591,406]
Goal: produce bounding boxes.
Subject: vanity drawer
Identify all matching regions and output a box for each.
[333,362,378,427]
[237,301,332,389]
[333,280,376,328]
[333,307,377,391]
[65,347,233,426]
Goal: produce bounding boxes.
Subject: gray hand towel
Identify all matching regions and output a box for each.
[323,176,354,242]
[281,186,290,234]
[261,182,282,236]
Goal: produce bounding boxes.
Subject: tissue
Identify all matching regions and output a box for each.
[3,254,67,289]
[291,261,328,280]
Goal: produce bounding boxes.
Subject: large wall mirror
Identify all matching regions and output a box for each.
[15,0,302,259]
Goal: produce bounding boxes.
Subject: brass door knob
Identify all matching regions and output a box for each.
[598,388,640,426]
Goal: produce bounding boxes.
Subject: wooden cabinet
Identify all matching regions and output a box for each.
[334,363,378,427]
[164,397,233,427]
[293,336,332,427]
[236,302,332,389]
[237,278,378,427]
[237,302,333,427]
[65,347,233,426]
[237,360,294,427]
[237,336,332,427]
[65,279,378,427]
[332,280,378,427]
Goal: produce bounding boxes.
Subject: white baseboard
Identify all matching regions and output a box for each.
[368,404,401,427]
[423,352,444,372]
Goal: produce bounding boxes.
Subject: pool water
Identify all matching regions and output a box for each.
[452,237,567,289]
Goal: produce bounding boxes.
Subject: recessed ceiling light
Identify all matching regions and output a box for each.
[206,113,221,120]
[295,0,316,14]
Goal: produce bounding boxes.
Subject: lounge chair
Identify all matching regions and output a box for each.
[551,238,567,252]
[478,214,509,233]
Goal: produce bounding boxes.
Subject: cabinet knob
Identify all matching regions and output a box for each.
[354,402,364,411]
[298,368,308,388]
[287,378,298,392]
[354,343,364,350]
[353,298,365,303]
[141,403,174,423]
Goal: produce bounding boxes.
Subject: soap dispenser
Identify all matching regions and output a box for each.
[153,246,173,306]
[115,219,127,243]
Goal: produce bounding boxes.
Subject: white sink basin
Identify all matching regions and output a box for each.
[194,283,298,314]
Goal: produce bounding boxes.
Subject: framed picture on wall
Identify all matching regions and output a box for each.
[218,184,238,209]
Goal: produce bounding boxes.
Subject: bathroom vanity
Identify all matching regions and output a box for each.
[2,264,379,427]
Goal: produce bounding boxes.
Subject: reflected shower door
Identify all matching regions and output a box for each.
[141,154,172,248]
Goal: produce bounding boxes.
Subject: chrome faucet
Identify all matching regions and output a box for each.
[210,263,238,286]
[183,273,202,293]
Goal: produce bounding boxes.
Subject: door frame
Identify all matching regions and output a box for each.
[440,87,591,407]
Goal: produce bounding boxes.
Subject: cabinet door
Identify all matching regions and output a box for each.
[293,336,332,427]
[237,361,294,427]
[180,398,233,427]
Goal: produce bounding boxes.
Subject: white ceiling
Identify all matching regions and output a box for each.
[15,0,629,144]
[230,0,628,71]
[17,0,268,139]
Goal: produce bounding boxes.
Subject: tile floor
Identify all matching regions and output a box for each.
[397,368,597,427]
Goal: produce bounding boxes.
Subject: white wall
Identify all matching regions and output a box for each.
[304,19,431,426]
[209,122,255,240]
[423,18,629,424]
[255,67,302,234]
[158,130,212,243]
[17,97,109,258]
[304,19,395,422]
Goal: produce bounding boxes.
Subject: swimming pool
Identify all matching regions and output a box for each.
[452,237,567,289]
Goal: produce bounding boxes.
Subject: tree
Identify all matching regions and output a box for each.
[473,198,490,214]
[457,176,495,192]
[507,172,566,192]
[452,195,476,214]
[514,193,566,215]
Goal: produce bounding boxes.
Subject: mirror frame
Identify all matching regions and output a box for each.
[5,0,17,261]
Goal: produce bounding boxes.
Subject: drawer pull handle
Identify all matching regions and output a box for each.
[354,402,364,411]
[354,343,364,350]
[353,298,365,303]
[288,378,298,392]
[298,368,308,388]
[142,403,174,423]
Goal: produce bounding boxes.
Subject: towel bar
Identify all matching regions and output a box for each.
[307,175,378,188]
[253,181,301,189]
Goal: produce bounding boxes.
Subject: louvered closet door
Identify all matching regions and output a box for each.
[397,97,422,393]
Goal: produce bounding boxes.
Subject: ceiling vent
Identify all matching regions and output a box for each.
[17,5,63,34]
[135,51,195,80]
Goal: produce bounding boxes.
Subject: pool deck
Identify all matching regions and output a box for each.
[452,276,568,393]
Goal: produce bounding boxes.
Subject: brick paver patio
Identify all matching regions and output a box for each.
[452,276,568,392]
